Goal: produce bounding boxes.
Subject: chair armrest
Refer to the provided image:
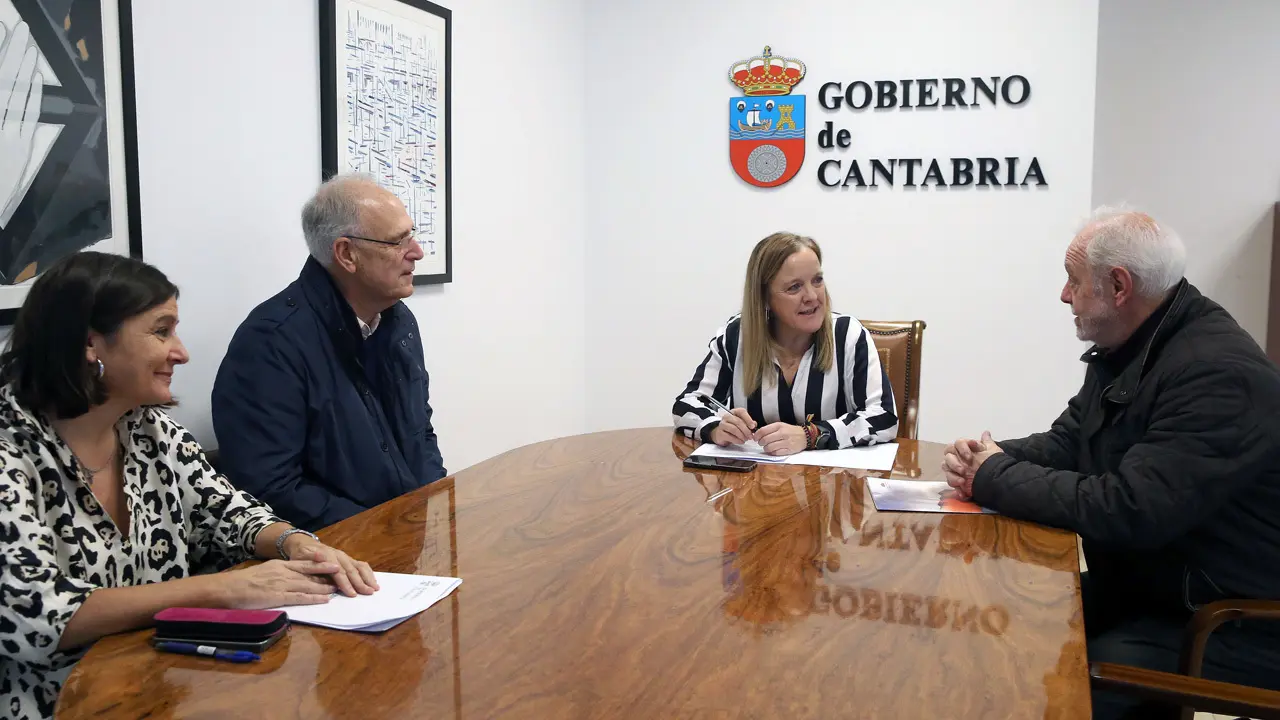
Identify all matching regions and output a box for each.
[1090,661,1280,720]
[1189,600,1280,630]
[1182,599,1280,677]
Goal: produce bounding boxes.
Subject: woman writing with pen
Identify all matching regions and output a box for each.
[672,232,898,456]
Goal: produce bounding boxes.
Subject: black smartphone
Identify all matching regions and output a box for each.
[151,629,287,653]
[683,455,757,472]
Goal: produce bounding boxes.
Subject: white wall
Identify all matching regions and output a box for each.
[127,0,587,472]
[130,0,318,448]
[17,0,1276,471]
[584,0,1100,445]
[1092,0,1280,344]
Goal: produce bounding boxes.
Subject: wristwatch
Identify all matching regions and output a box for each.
[815,424,834,450]
[276,528,320,560]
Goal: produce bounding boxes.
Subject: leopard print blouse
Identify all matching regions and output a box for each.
[0,385,281,719]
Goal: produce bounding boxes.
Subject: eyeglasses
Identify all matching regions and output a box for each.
[344,227,420,248]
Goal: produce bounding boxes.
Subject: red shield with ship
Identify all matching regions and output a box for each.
[728,47,806,188]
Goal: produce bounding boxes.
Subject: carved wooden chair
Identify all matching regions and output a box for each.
[1089,599,1280,719]
[858,320,926,440]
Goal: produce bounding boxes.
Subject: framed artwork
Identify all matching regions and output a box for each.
[0,0,141,325]
[320,0,452,285]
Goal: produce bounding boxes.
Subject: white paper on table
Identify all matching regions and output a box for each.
[691,441,899,471]
[270,572,461,631]
[792,442,899,471]
[349,615,415,633]
[689,440,788,463]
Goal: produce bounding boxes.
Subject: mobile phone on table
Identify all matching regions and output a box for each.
[151,627,287,653]
[151,607,289,653]
[683,455,757,472]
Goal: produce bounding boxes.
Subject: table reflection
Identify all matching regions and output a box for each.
[57,430,1089,719]
[685,454,1050,640]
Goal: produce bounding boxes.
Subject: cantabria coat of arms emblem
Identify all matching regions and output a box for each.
[728,46,805,188]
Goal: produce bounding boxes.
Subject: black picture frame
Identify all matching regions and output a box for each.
[0,0,142,326]
[319,0,452,286]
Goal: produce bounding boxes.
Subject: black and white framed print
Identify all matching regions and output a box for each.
[320,0,452,285]
[0,0,141,325]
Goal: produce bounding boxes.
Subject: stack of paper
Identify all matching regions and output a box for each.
[867,479,997,514]
[271,572,462,632]
[690,440,900,471]
[696,439,788,463]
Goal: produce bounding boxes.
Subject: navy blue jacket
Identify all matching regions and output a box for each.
[211,258,447,531]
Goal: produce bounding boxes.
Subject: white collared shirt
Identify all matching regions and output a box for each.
[358,313,381,339]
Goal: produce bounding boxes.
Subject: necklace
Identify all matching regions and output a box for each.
[49,419,122,484]
[71,440,119,478]
[776,349,804,371]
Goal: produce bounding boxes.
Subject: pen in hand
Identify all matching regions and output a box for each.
[699,393,732,416]
[698,394,758,442]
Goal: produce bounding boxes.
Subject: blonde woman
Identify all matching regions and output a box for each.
[673,232,897,455]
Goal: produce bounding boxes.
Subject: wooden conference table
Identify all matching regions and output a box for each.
[57,429,1089,718]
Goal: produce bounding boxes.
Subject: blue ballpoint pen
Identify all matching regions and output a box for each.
[154,641,260,663]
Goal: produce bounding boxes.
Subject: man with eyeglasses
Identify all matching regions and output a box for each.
[211,173,447,531]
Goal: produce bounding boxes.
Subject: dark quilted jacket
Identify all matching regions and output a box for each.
[974,279,1280,610]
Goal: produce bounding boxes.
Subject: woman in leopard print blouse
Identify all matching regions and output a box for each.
[0,253,380,719]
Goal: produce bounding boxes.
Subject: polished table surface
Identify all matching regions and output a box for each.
[57,429,1089,719]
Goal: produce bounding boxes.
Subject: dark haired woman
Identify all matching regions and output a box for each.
[0,252,378,719]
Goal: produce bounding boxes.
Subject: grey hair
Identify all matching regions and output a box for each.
[1079,204,1187,299]
[300,173,381,266]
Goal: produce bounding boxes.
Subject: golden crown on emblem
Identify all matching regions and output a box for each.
[729,46,806,96]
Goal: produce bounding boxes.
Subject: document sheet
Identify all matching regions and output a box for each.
[690,441,899,471]
[271,572,462,632]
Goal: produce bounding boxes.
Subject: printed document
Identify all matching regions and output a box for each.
[690,441,899,471]
[271,572,462,632]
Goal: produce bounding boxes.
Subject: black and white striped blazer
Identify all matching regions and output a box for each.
[673,313,898,447]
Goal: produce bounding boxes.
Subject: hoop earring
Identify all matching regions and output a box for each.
[95,359,104,378]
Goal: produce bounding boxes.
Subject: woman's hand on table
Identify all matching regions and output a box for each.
[282,536,380,598]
